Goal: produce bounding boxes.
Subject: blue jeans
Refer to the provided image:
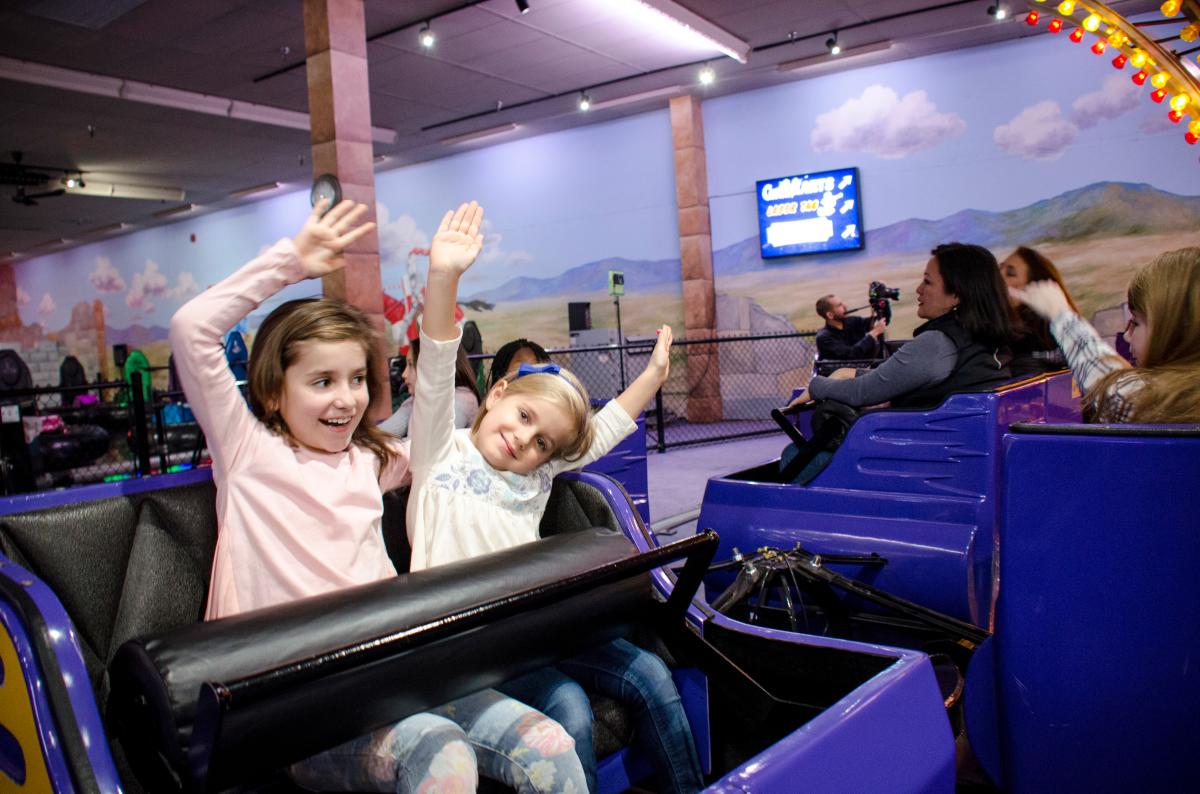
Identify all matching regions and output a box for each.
[500,639,704,794]
[290,689,588,793]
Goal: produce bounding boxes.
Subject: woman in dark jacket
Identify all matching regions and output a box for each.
[792,242,1014,410]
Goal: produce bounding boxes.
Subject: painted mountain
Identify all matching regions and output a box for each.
[464,182,1200,302]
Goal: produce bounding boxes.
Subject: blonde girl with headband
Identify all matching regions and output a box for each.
[408,202,703,793]
[1012,247,1200,423]
[171,199,592,793]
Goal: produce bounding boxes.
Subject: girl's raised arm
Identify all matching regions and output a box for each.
[423,201,484,342]
[616,324,673,419]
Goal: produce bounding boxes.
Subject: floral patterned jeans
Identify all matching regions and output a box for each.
[289,688,587,793]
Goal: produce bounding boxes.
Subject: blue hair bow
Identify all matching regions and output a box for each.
[513,362,561,380]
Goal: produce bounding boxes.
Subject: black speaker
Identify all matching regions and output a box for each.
[113,344,129,369]
[568,302,591,332]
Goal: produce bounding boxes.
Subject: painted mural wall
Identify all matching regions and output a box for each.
[3,32,1198,396]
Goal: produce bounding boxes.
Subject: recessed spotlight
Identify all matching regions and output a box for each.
[988,4,1008,20]
[826,33,841,56]
[419,23,435,48]
[698,65,715,85]
[578,93,591,111]
[516,0,530,13]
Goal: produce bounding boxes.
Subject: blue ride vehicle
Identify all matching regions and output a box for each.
[1,461,957,792]
[697,370,1200,791]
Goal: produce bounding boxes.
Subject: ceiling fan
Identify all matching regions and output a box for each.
[2,151,79,206]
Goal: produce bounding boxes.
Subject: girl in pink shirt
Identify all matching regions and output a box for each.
[171,199,587,793]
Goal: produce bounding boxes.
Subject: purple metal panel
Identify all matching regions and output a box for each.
[0,558,124,792]
[704,621,955,793]
[0,466,212,516]
[699,374,1077,625]
[583,413,649,524]
[968,430,1200,791]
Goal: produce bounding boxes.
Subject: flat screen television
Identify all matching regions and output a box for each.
[756,166,864,259]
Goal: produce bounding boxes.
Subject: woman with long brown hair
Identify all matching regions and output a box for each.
[1013,247,1200,423]
[1000,246,1080,375]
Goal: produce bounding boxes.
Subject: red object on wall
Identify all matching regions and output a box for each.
[1168,109,1183,122]
[1049,18,1063,33]
[1132,70,1148,85]
[1069,27,1085,43]
[1026,11,1039,25]
[1112,54,1127,69]
[1186,131,1199,144]
[1151,88,1168,103]
[190,233,196,243]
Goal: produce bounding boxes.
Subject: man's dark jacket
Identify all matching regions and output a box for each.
[816,316,879,361]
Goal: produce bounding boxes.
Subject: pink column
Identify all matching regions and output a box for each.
[304,0,390,417]
[669,95,722,422]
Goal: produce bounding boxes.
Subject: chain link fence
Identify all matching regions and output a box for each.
[470,331,817,452]
[0,370,205,494]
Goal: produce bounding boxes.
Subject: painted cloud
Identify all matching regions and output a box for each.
[16,286,30,306]
[90,256,126,293]
[474,218,533,270]
[126,259,169,312]
[994,100,1078,160]
[811,85,966,159]
[38,292,55,317]
[1070,74,1141,129]
[167,271,198,300]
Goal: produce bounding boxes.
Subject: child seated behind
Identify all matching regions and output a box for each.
[170,199,588,794]
[409,202,703,793]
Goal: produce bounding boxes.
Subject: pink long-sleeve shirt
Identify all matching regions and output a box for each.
[169,239,408,620]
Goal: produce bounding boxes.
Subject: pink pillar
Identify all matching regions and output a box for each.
[304,0,390,417]
[669,95,722,422]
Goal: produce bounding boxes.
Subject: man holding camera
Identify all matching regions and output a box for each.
[814,294,886,362]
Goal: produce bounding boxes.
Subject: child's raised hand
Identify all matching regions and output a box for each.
[648,324,673,384]
[1011,280,1072,322]
[429,201,484,277]
[294,199,376,279]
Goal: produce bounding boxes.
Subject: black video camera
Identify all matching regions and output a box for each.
[868,281,900,325]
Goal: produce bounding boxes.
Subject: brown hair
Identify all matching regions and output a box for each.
[1089,247,1200,423]
[471,367,594,463]
[1011,246,1080,313]
[409,337,481,403]
[247,298,399,470]
[815,294,837,321]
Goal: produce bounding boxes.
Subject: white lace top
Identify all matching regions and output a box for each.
[406,330,635,570]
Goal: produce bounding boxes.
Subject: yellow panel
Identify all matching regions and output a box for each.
[0,620,55,792]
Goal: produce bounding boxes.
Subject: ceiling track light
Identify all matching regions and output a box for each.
[698,64,715,85]
[419,22,435,48]
[826,32,841,56]
[516,0,530,13]
[578,92,591,111]
[988,4,1008,20]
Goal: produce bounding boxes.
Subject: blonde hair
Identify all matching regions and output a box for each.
[1088,247,1200,423]
[247,298,399,470]
[471,367,594,462]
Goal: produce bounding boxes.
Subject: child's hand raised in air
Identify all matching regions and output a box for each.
[648,325,673,384]
[429,201,484,277]
[293,199,377,279]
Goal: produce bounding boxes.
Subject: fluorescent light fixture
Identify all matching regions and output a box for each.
[0,56,398,141]
[85,222,131,237]
[612,0,751,63]
[0,55,122,96]
[588,84,684,111]
[778,41,894,74]
[66,181,185,201]
[120,80,231,114]
[229,181,284,199]
[153,203,198,219]
[440,123,519,146]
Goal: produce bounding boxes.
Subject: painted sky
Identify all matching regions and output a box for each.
[706,34,1198,248]
[11,29,1199,332]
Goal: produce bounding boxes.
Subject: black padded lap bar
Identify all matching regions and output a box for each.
[1009,421,1200,437]
[108,527,717,793]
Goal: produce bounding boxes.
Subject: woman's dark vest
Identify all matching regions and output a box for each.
[891,313,1012,409]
